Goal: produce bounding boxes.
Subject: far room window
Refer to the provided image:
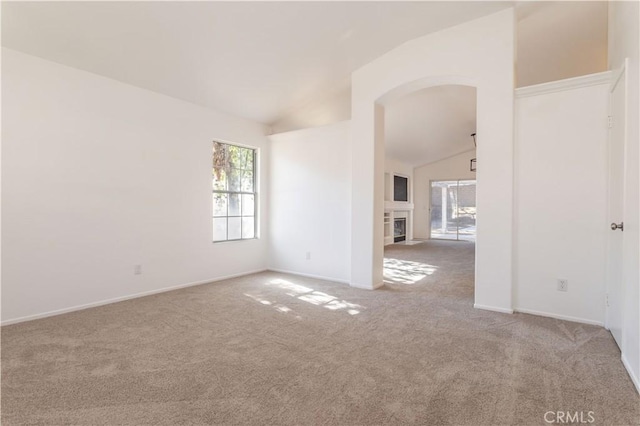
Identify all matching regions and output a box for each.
[212,141,257,242]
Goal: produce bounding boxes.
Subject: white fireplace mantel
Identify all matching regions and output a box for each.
[384,201,414,211]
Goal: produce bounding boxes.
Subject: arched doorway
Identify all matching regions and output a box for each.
[348,9,515,313]
[379,83,478,298]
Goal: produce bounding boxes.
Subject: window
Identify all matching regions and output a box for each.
[212,141,256,242]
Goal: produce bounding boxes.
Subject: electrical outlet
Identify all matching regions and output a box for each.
[557,279,568,292]
[134,265,142,275]
[305,252,311,260]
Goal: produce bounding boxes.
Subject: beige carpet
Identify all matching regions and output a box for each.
[2,240,639,425]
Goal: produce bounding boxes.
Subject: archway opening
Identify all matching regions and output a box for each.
[377,82,478,301]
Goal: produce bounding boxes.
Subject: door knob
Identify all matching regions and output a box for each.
[611,222,624,231]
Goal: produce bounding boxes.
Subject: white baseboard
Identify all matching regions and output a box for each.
[267,268,350,285]
[474,304,514,314]
[267,268,385,290]
[513,308,604,327]
[622,353,640,395]
[350,280,384,290]
[1,269,268,326]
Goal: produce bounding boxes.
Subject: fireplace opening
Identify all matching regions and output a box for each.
[394,218,406,243]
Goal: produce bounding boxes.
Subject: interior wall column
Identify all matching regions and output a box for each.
[349,99,385,289]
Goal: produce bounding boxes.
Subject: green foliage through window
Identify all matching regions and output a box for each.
[213,142,256,242]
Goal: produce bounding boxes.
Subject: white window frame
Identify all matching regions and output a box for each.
[212,141,258,243]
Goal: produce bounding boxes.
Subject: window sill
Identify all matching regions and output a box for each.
[213,237,259,244]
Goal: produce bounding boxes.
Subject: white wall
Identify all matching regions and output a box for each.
[516,1,608,87]
[514,77,609,326]
[350,9,515,314]
[268,121,351,283]
[2,48,270,324]
[609,0,640,392]
[270,88,351,135]
[413,150,476,239]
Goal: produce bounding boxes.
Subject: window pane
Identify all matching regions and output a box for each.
[212,168,227,191]
[242,217,255,239]
[227,145,241,169]
[242,217,255,238]
[213,217,227,242]
[226,145,237,167]
[242,194,254,216]
[243,149,254,171]
[456,181,477,242]
[228,169,241,192]
[232,146,251,169]
[229,194,241,216]
[213,193,227,217]
[228,217,241,240]
[241,171,254,192]
[213,142,228,168]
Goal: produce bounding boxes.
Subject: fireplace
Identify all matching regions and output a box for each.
[394,218,406,243]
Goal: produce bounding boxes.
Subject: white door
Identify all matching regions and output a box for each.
[606,61,627,348]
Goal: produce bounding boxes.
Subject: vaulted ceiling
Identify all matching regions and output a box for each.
[385,86,477,167]
[2,1,608,167]
[2,1,510,125]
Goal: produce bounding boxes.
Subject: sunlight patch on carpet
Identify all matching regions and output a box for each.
[262,278,364,315]
[383,258,437,284]
[244,293,296,315]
